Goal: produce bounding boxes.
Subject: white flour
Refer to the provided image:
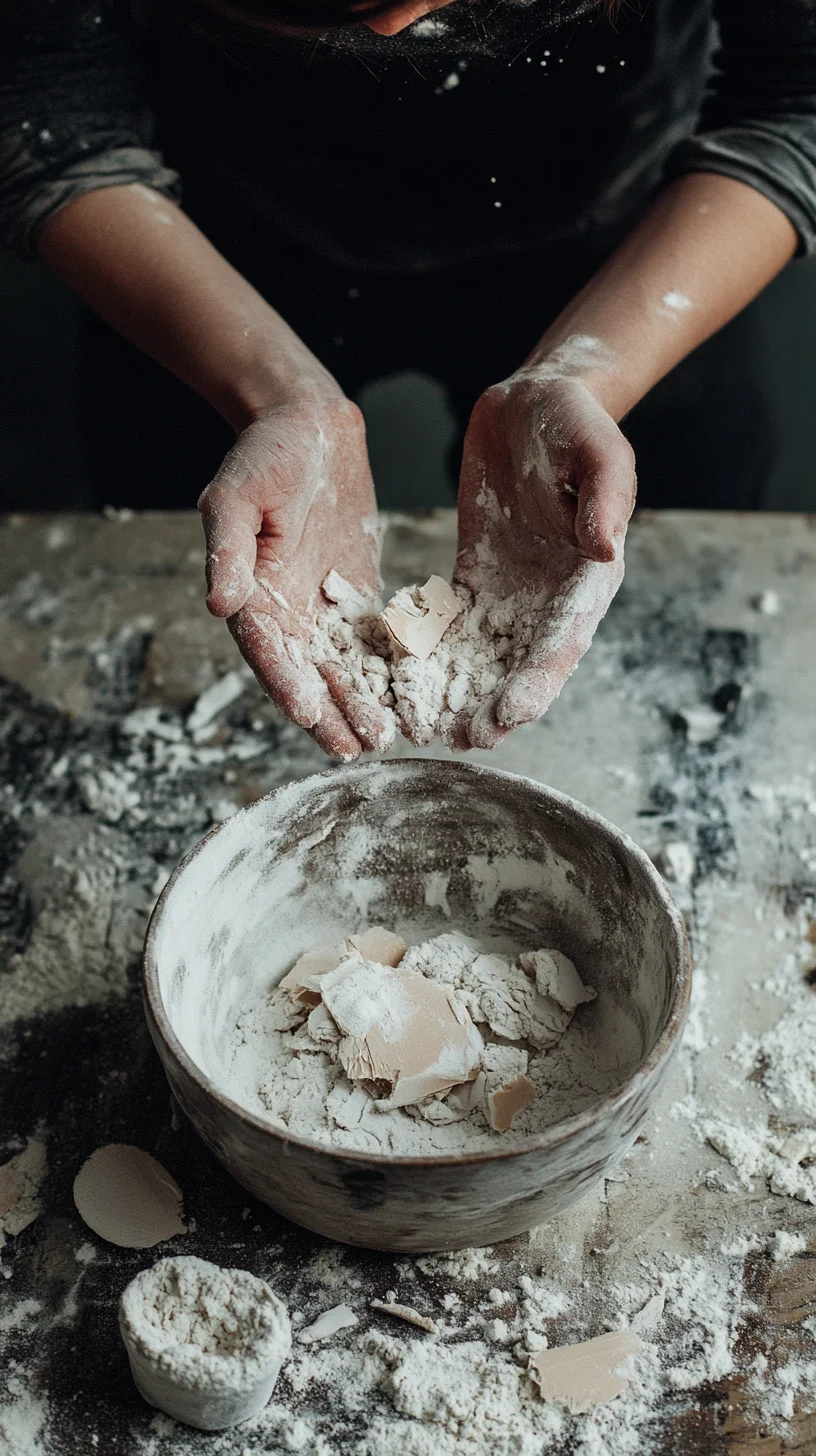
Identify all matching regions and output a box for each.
[702,1117,816,1203]
[0,817,149,1029]
[0,1379,49,1456]
[389,582,531,746]
[209,1240,806,1456]
[733,1002,816,1121]
[229,930,610,1155]
[0,1131,47,1253]
[307,488,615,747]
[307,569,543,749]
[697,897,816,1205]
[119,1256,291,1429]
[308,572,398,753]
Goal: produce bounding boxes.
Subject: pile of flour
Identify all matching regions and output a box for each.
[308,485,617,746]
[120,1256,288,1368]
[119,1255,291,1429]
[245,1240,809,1456]
[308,572,546,748]
[308,571,399,750]
[229,930,610,1156]
[389,582,534,745]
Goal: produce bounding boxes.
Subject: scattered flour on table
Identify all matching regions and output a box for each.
[703,1117,816,1203]
[733,1002,816,1121]
[768,1229,808,1261]
[0,1130,47,1253]
[700,901,816,1205]
[229,930,611,1155]
[0,817,148,1029]
[0,1378,50,1456]
[6,527,816,1454]
[212,1244,812,1456]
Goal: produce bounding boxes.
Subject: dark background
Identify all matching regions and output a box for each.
[3,249,816,515]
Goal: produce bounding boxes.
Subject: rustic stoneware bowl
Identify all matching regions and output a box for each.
[143,759,690,1252]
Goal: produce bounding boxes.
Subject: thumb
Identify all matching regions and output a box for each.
[198,482,261,618]
[574,425,636,563]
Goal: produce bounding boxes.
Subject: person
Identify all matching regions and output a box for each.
[1,0,814,756]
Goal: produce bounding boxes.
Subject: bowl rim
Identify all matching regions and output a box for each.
[143,758,692,1169]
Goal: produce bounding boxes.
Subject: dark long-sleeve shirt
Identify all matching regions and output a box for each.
[2,0,816,272]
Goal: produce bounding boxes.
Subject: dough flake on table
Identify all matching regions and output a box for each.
[528,1329,644,1413]
[0,1130,47,1243]
[73,1144,186,1249]
[370,1298,438,1334]
[297,1304,359,1344]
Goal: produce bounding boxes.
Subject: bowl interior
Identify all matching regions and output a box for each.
[148,761,683,1147]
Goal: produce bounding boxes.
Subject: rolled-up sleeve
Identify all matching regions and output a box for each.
[664,0,816,256]
[0,0,180,255]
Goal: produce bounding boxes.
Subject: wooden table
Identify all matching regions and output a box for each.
[1,509,815,1454]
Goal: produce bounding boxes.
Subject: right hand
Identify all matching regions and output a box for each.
[198,390,392,760]
[452,369,634,750]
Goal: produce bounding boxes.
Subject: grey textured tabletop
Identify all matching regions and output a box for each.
[1,508,815,1456]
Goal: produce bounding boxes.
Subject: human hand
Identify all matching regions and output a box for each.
[198,392,393,759]
[452,369,636,750]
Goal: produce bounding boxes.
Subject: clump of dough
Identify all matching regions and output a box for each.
[381,576,462,661]
[269,927,594,1135]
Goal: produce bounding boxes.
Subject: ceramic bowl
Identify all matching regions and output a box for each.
[143,759,690,1252]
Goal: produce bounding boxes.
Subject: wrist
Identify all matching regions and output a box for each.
[516,340,637,423]
[218,344,344,433]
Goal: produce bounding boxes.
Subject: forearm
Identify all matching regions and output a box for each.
[527,173,797,419]
[37,184,338,431]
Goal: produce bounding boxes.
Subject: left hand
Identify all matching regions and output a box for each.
[453,369,636,750]
[199,392,393,760]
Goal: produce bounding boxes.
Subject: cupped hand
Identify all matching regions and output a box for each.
[453,370,636,750]
[198,392,392,759]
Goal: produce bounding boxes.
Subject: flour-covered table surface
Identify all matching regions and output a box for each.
[1,509,815,1456]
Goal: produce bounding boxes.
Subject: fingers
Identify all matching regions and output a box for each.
[307,702,365,761]
[496,661,566,729]
[574,425,636,563]
[449,700,515,752]
[318,662,396,754]
[198,482,262,618]
[229,609,362,761]
[495,558,623,729]
[446,711,474,752]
